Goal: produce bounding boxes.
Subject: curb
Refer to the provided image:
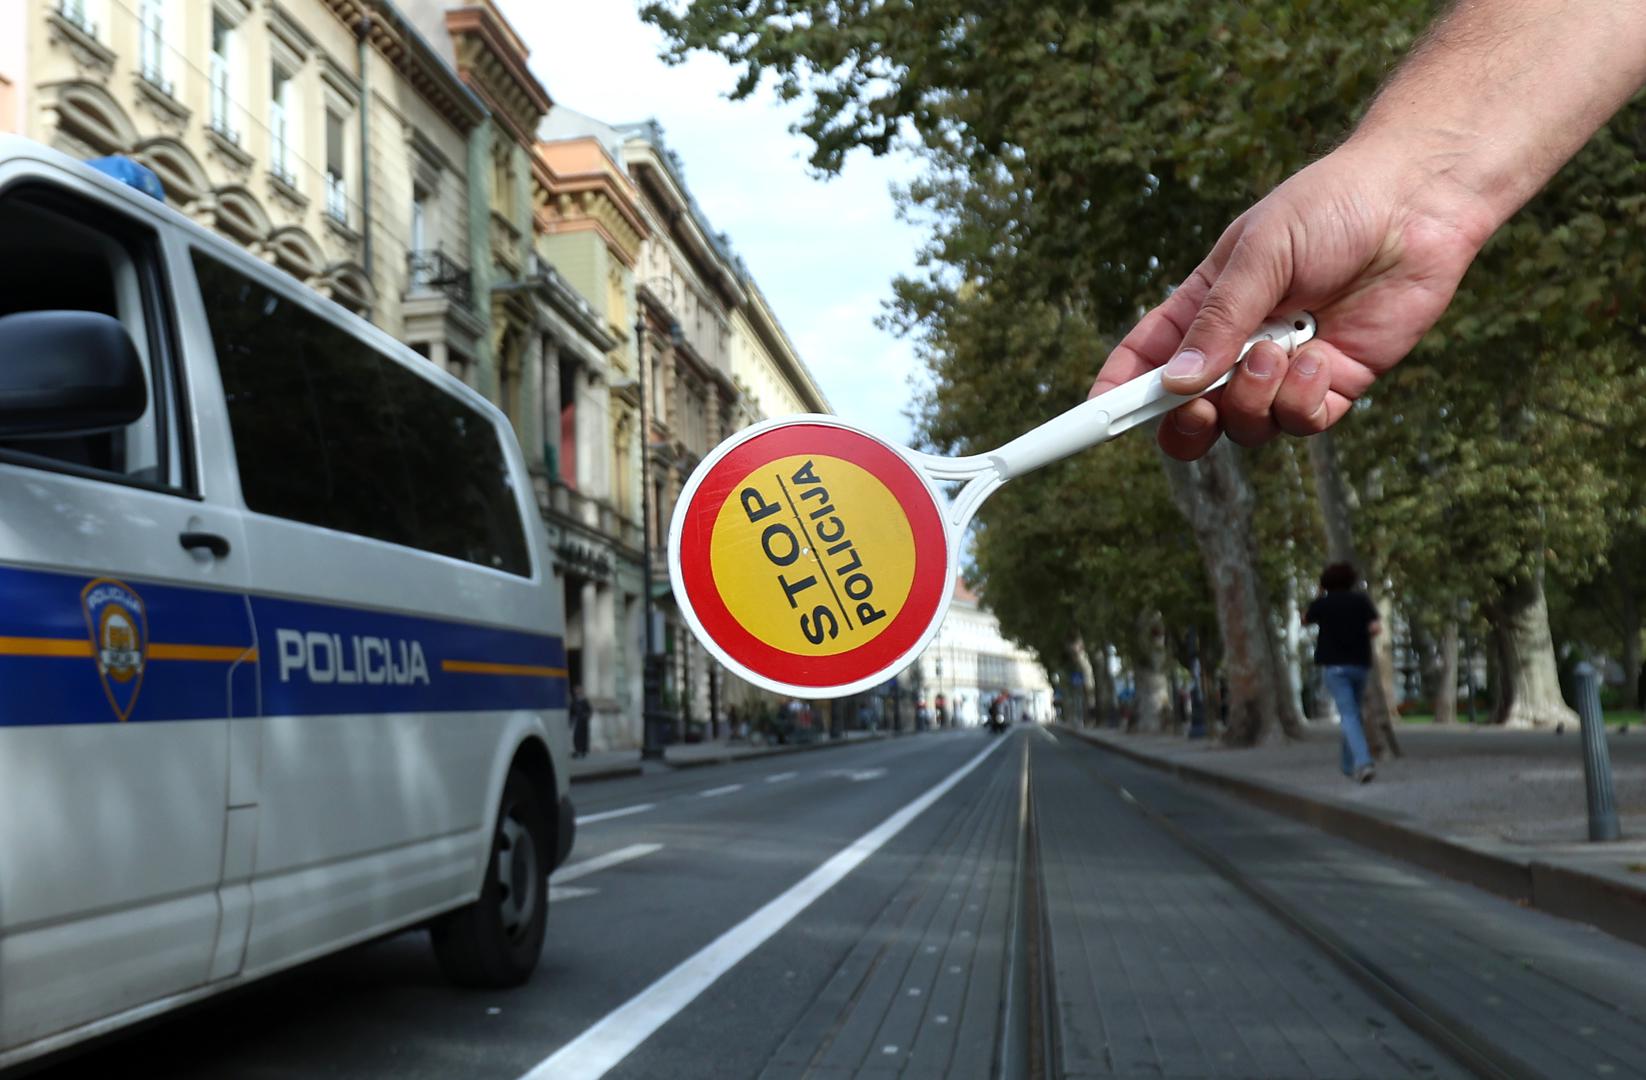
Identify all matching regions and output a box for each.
[568,764,644,785]
[570,730,903,784]
[1056,725,1646,950]
[666,732,891,770]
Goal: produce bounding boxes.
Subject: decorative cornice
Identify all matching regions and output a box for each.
[446,3,550,148]
[532,139,649,271]
[318,0,487,132]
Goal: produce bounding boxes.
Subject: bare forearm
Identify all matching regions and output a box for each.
[1350,1,1646,239]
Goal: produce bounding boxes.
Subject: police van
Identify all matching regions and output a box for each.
[0,136,574,1069]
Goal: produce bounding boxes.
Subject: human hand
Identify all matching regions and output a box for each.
[1090,140,1495,459]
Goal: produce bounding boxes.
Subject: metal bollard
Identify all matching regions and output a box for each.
[1574,662,1622,842]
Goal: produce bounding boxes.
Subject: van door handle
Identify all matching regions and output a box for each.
[179,531,231,559]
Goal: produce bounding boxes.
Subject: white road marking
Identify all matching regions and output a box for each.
[576,803,656,826]
[763,771,799,783]
[826,767,887,782]
[698,784,743,798]
[1038,727,1060,745]
[521,735,1011,1080]
[548,885,598,902]
[551,843,664,886]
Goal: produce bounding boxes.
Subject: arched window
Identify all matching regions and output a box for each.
[212,186,272,246]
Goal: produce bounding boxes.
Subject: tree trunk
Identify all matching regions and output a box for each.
[1133,610,1171,733]
[1306,430,1402,757]
[1162,442,1303,745]
[1487,570,1578,729]
[1086,642,1116,727]
[1434,620,1459,724]
[1068,637,1096,727]
[1623,590,1642,710]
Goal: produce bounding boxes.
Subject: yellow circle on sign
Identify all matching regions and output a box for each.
[709,454,917,657]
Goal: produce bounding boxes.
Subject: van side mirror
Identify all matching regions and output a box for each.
[0,311,148,438]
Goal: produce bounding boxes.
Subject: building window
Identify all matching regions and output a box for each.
[491,144,514,218]
[138,0,172,95]
[270,65,296,186]
[559,360,578,489]
[57,0,99,38]
[209,14,238,144]
[410,189,427,252]
[324,109,347,224]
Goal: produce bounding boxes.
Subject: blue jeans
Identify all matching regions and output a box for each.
[1323,665,1373,775]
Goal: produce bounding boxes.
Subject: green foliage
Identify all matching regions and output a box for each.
[649,0,1646,674]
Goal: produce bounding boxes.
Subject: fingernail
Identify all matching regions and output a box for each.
[1164,349,1205,383]
[1172,409,1208,435]
[1294,348,1321,378]
[1244,348,1276,380]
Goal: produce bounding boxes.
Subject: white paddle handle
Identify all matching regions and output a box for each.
[989,313,1317,480]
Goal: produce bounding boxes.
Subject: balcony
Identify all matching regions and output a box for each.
[406,249,473,308]
[542,480,644,552]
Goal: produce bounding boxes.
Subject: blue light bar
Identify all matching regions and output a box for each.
[85,156,166,202]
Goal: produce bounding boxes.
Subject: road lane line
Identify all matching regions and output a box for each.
[548,885,598,902]
[763,771,799,783]
[698,784,743,798]
[576,803,656,826]
[521,733,1013,1080]
[551,843,663,886]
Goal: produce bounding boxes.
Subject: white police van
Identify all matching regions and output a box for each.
[0,135,575,1069]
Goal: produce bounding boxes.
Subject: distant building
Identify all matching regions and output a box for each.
[542,107,829,743]
[913,579,1053,725]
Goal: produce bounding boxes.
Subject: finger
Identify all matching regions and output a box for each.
[1271,341,1349,436]
[1156,398,1223,460]
[1161,229,1288,396]
[1221,340,1289,447]
[1088,264,1216,398]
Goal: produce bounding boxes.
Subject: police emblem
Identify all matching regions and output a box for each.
[81,578,149,721]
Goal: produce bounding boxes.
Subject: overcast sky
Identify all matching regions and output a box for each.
[496,1,928,444]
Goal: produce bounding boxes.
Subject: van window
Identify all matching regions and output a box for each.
[191,250,531,576]
[0,191,181,488]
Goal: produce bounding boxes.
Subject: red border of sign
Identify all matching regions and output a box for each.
[677,424,947,688]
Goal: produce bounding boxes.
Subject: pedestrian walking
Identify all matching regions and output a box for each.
[1303,563,1382,783]
[570,684,592,759]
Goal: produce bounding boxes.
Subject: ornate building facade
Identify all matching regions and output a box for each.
[13,0,485,344]
[6,0,830,751]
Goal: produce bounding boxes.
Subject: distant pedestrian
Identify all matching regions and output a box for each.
[570,684,592,759]
[1303,563,1381,783]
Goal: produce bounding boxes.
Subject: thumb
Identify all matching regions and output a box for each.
[1161,232,1288,395]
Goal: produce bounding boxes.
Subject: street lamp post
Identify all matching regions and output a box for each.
[635,298,681,760]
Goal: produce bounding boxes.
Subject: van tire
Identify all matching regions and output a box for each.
[431,768,549,987]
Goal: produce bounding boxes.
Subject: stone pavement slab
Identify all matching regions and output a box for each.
[1054,736,1646,1080]
[1067,724,1646,949]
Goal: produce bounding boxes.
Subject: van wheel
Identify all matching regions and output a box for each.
[431,769,549,987]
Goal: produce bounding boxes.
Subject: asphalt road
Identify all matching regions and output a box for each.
[28,726,1646,1079]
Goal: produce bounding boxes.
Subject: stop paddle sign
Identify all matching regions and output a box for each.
[669,314,1316,698]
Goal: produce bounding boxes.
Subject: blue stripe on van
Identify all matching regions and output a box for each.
[0,565,565,726]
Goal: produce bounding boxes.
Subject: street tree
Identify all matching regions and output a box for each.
[646,0,1436,739]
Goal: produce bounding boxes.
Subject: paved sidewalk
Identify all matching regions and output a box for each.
[1034,740,1464,1079]
[1049,736,1646,1080]
[569,728,898,783]
[1063,723,1646,948]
